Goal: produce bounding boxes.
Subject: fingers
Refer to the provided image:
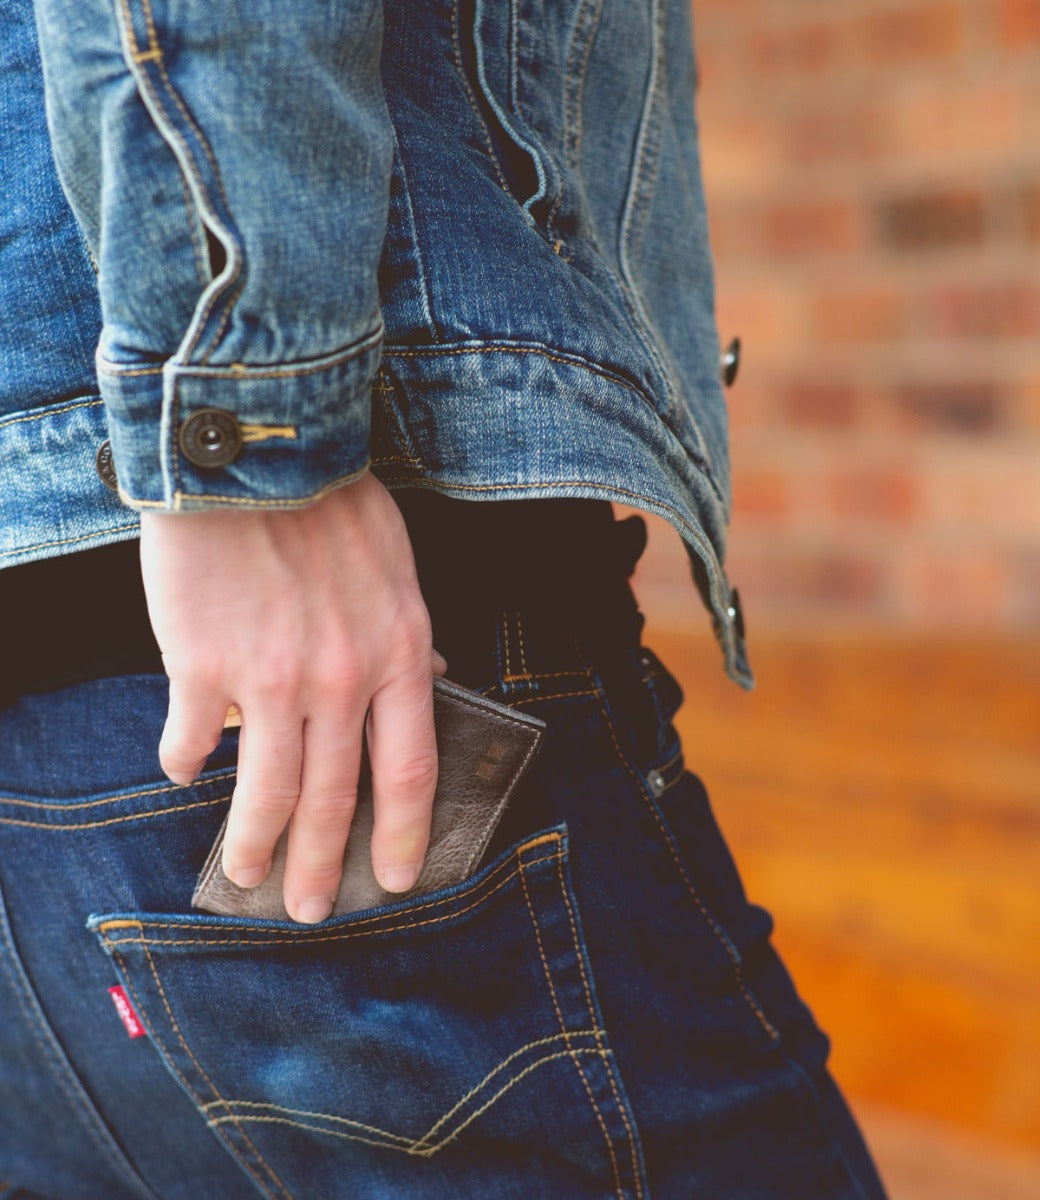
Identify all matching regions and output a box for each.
[221,707,303,890]
[281,711,364,924]
[366,673,438,894]
[432,648,448,677]
[159,679,231,786]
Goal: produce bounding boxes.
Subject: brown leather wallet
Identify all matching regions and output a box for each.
[191,678,546,920]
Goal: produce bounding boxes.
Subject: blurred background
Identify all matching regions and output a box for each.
[623,2,1040,1196]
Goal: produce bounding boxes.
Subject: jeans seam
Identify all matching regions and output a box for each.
[589,680,781,1043]
[517,861,625,1200]
[110,944,280,1200]
[136,939,294,1200]
[0,885,159,1199]
[553,852,646,1199]
[97,844,564,945]
[514,611,530,676]
[508,687,597,705]
[0,769,237,811]
[0,794,229,832]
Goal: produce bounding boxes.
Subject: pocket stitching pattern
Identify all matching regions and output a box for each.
[97,841,564,947]
[203,1037,606,1157]
[103,832,628,1174]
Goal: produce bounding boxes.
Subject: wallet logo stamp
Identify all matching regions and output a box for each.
[475,739,508,781]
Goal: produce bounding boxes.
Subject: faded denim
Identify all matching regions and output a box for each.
[5,0,750,683]
[0,615,887,1199]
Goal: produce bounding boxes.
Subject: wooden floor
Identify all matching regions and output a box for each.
[641,620,1040,1197]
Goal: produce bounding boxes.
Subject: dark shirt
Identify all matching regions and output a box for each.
[0,494,645,706]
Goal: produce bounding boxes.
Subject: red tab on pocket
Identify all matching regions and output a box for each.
[108,985,146,1039]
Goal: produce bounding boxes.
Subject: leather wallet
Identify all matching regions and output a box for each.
[191,677,546,920]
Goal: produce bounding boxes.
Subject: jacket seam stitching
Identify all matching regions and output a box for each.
[452,0,512,196]
[0,397,103,429]
[0,523,140,561]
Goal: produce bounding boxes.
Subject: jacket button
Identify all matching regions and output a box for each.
[720,337,741,387]
[178,408,243,468]
[95,440,118,491]
[726,587,746,640]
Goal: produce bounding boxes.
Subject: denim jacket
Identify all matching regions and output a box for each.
[2,0,750,686]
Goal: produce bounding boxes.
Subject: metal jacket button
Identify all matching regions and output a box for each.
[95,439,118,491]
[178,408,243,468]
[720,336,741,387]
[726,587,746,640]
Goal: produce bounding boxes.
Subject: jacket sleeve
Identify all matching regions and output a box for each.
[33,0,392,511]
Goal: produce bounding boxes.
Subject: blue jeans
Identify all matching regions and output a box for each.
[0,595,886,1199]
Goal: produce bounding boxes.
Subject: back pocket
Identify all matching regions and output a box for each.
[89,827,646,1200]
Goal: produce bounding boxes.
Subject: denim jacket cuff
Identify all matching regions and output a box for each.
[97,330,381,512]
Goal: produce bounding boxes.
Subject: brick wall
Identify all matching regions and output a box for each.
[660,0,1040,631]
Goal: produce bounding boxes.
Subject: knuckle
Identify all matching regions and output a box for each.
[251,656,304,702]
[313,655,364,698]
[293,857,346,888]
[297,793,357,835]
[393,616,433,664]
[383,752,439,800]
[239,786,298,823]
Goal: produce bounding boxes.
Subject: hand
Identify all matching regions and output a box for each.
[139,473,446,923]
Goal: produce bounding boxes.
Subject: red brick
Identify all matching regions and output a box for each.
[826,470,920,524]
[748,21,840,78]
[998,0,1040,47]
[732,470,794,521]
[714,284,805,357]
[904,555,1007,625]
[1007,551,1040,624]
[813,287,906,343]
[927,280,1040,339]
[780,382,859,430]
[884,82,1028,165]
[728,551,887,612]
[1022,182,1040,243]
[921,453,1040,538]
[860,4,965,65]
[786,105,883,168]
[1020,377,1040,430]
[763,199,862,257]
[876,189,985,252]
[895,383,1002,434]
[693,1,1038,633]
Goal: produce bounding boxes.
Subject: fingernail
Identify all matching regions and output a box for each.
[228,861,271,889]
[380,864,420,893]
[295,896,334,925]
